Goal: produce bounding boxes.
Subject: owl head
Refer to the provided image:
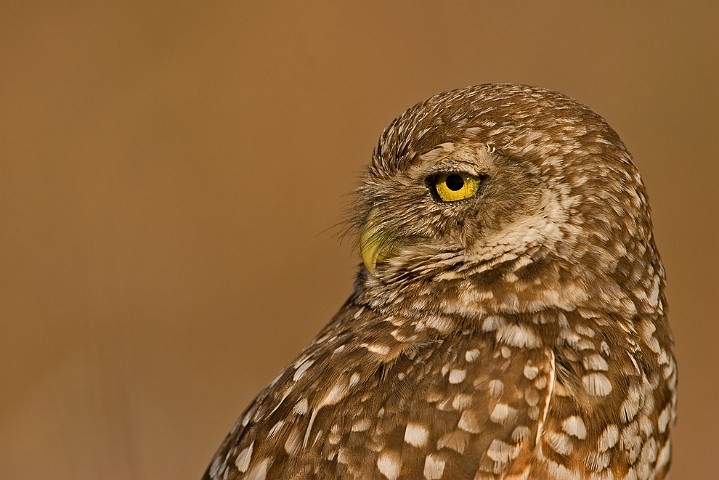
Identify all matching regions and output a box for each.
[353,84,664,318]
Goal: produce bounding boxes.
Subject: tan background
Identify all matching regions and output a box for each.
[1,2,717,479]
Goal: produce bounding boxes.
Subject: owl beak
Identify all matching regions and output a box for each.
[360,207,386,275]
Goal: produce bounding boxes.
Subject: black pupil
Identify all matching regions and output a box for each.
[445,174,464,191]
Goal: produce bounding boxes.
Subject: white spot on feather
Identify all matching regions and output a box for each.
[404,422,429,447]
[267,420,284,438]
[512,425,531,443]
[497,323,541,348]
[598,424,619,451]
[452,393,473,410]
[524,365,539,379]
[457,409,482,433]
[284,427,302,455]
[235,442,253,473]
[562,416,587,439]
[436,430,470,454]
[423,453,445,479]
[318,379,350,407]
[648,275,660,308]
[582,353,609,371]
[655,440,671,472]
[352,418,371,432]
[303,410,319,448]
[658,406,671,434]
[490,403,515,424]
[366,343,391,355]
[465,349,480,362]
[546,432,573,455]
[448,369,466,384]
[487,439,518,463]
[377,450,402,480]
[244,457,269,480]
[582,373,613,396]
[488,379,504,396]
[293,398,308,415]
[620,385,641,422]
[546,460,581,480]
[293,359,315,381]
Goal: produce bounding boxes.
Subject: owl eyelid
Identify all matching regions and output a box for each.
[423,160,483,177]
[424,171,487,185]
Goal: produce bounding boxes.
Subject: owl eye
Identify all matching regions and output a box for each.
[432,173,481,202]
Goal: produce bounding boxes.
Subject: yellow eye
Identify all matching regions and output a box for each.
[433,173,481,202]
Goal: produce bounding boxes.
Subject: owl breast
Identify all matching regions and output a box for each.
[206,304,675,480]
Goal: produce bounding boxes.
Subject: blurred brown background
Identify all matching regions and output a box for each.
[0,2,716,479]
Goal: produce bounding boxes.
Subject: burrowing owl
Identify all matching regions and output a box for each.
[203,84,676,479]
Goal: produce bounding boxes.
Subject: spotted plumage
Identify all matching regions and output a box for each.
[203,84,676,479]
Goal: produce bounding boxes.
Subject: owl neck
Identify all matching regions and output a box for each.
[356,244,664,319]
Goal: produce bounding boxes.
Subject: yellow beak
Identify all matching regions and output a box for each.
[360,207,384,275]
